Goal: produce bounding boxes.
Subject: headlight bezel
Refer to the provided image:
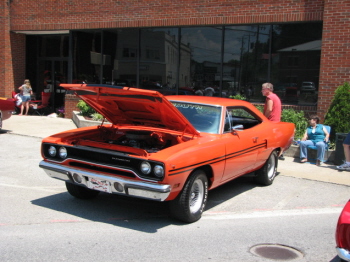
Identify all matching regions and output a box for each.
[58,146,68,159]
[153,165,164,178]
[48,146,57,157]
[140,161,152,175]
[140,161,165,180]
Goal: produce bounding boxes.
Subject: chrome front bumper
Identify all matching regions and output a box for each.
[336,247,350,261]
[39,161,171,201]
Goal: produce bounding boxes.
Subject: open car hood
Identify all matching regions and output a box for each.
[61,84,200,136]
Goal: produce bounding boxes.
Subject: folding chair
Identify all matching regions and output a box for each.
[31,92,52,116]
[306,125,331,162]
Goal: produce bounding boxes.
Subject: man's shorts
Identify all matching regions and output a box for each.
[344,132,350,145]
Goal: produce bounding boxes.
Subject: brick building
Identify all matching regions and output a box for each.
[1,0,349,119]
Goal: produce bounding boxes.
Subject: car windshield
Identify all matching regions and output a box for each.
[171,101,222,134]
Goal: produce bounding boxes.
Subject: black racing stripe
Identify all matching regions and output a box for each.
[168,142,267,176]
[169,155,226,174]
[169,157,226,176]
[226,143,266,159]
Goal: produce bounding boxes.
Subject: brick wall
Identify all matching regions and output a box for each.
[9,0,324,31]
[2,0,349,121]
[64,94,80,119]
[318,0,350,120]
[0,0,26,97]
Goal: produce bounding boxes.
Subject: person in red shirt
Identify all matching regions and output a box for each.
[261,82,281,122]
[261,82,284,160]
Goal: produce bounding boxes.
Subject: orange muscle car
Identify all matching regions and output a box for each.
[39,84,295,223]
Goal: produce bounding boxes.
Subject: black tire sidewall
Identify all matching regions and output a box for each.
[65,182,100,199]
[255,151,278,186]
[169,170,208,223]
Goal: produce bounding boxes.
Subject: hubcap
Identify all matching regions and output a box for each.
[267,155,276,179]
[189,179,204,213]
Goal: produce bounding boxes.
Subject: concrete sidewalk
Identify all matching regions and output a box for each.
[2,115,350,186]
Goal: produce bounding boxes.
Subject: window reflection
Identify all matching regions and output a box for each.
[181,27,223,96]
[140,28,179,90]
[273,23,322,103]
[38,35,69,58]
[73,30,102,84]
[25,22,323,109]
[224,25,271,98]
[111,29,139,87]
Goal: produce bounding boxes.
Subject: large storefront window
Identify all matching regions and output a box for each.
[224,25,271,97]
[26,35,69,109]
[103,29,139,87]
[140,28,179,90]
[73,30,102,84]
[26,22,322,109]
[181,27,223,95]
[271,23,322,103]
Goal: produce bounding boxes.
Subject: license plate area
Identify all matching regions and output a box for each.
[87,177,112,193]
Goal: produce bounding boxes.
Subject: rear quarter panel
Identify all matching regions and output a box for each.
[0,98,15,121]
[336,200,350,249]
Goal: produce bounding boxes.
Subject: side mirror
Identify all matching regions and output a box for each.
[231,124,243,136]
[232,124,243,131]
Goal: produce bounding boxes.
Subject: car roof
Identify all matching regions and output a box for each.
[166,95,251,107]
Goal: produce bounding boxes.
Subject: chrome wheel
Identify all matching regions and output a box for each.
[267,155,276,180]
[189,178,205,214]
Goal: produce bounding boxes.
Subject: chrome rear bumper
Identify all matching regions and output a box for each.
[39,161,171,201]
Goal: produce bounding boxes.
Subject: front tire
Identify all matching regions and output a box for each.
[169,170,208,223]
[65,182,100,199]
[255,151,278,186]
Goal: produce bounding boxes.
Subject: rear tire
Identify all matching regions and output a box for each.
[65,182,100,199]
[255,151,278,186]
[169,170,208,223]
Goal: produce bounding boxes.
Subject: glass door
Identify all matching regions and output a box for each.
[38,59,68,112]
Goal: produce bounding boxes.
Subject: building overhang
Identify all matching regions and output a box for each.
[13,30,69,35]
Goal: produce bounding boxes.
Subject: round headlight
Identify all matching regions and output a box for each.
[59,147,67,159]
[140,161,151,174]
[154,165,164,178]
[48,146,56,157]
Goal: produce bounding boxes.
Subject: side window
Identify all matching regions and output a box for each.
[225,107,261,131]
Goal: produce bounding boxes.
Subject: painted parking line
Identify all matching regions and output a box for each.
[204,207,343,220]
[0,182,65,192]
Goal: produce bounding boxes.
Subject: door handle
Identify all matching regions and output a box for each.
[252,137,258,143]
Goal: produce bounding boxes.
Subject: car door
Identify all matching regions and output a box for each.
[221,107,266,182]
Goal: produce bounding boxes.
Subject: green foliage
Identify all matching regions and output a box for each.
[281,109,308,139]
[76,100,96,117]
[92,113,104,121]
[254,104,307,139]
[324,82,350,138]
[255,105,263,113]
[229,94,246,100]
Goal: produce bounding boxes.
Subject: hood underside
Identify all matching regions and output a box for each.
[61,84,199,136]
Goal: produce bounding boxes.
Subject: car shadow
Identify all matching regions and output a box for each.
[0,129,11,134]
[329,255,343,262]
[31,175,260,231]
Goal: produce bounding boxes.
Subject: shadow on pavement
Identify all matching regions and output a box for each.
[31,176,259,232]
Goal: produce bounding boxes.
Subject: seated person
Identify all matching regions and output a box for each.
[299,115,329,166]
